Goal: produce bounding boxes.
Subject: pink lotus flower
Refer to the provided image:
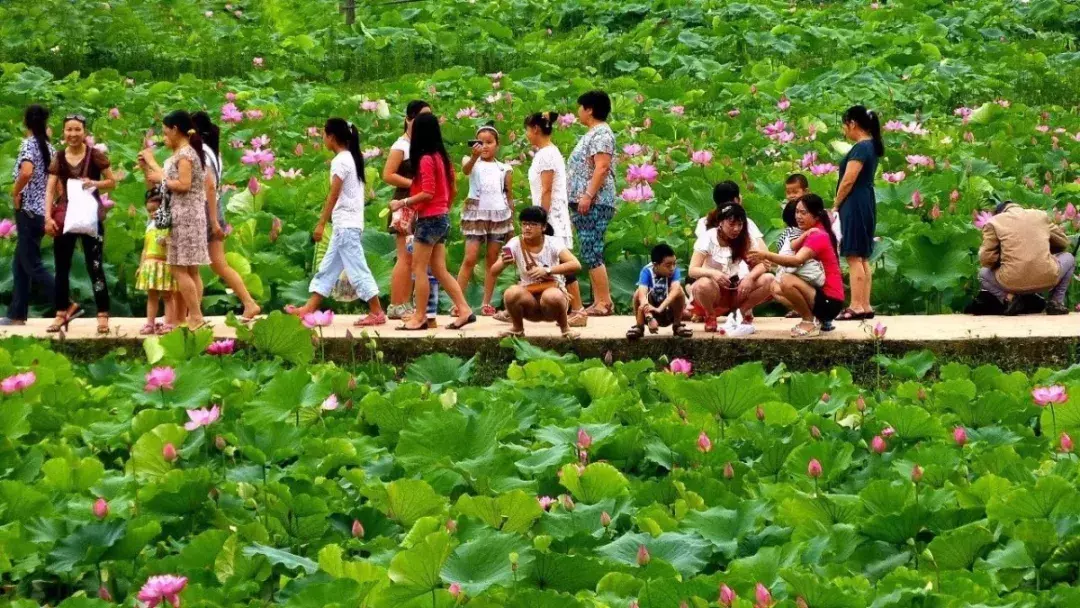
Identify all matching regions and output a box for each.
[204,10,213,17]
[247,177,261,195]
[882,171,906,183]
[1043,184,1052,196]
[321,395,339,411]
[577,428,592,450]
[241,149,275,166]
[261,165,276,180]
[801,151,818,168]
[448,583,462,597]
[488,71,504,81]
[1065,203,1077,220]
[229,138,244,149]
[226,92,236,102]
[762,120,787,136]
[810,163,838,176]
[1061,432,1074,453]
[1036,125,1050,133]
[292,143,304,157]
[727,109,741,118]
[670,358,692,375]
[974,211,993,229]
[881,426,895,437]
[930,203,942,221]
[620,184,654,203]
[98,192,115,211]
[906,154,934,169]
[623,144,644,156]
[0,219,16,239]
[362,147,382,160]
[670,106,685,116]
[136,574,187,608]
[636,544,651,566]
[720,584,737,606]
[278,168,303,180]
[245,109,264,120]
[755,583,773,607]
[162,443,178,463]
[221,103,243,123]
[302,310,334,328]
[93,497,109,520]
[252,57,264,67]
[771,130,796,144]
[627,164,659,183]
[695,431,712,451]
[558,113,576,128]
[144,366,176,392]
[807,458,822,478]
[691,150,713,166]
[954,107,973,119]
[777,97,791,111]
[485,92,502,104]
[953,426,967,447]
[1032,385,1067,407]
[351,519,365,538]
[908,190,923,207]
[950,189,961,203]
[455,107,479,120]
[871,435,886,454]
[911,464,924,483]
[307,126,320,138]
[537,496,556,510]
[250,134,270,149]
[361,100,379,112]
[873,323,887,339]
[184,405,221,431]
[109,107,120,119]
[723,461,735,479]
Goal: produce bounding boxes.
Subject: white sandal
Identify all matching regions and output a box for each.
[790,321,821,338]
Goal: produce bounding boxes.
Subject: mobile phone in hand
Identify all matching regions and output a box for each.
[467,140,481,148]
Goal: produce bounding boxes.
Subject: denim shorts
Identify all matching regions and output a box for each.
[414,214,451,246]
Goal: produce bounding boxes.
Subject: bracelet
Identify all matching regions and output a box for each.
[585,191,595,200]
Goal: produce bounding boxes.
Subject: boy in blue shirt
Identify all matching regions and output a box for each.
[627,243,692,340]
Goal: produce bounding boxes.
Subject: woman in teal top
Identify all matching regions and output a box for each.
[832,105,883,321]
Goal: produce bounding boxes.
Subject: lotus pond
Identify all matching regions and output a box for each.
[1,316,1080,607]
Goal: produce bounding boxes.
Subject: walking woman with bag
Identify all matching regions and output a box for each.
[43,114,116,334]
[2,105,55,326]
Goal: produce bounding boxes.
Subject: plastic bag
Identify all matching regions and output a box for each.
[719,309,756,337]
[64,179,99,237]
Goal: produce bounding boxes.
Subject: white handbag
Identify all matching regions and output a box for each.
[63,178,100,237]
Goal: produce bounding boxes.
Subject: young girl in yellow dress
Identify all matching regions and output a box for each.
[135,193,178,334]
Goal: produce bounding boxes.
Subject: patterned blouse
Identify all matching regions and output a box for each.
[13,137,54,216]
[567,123,616,208]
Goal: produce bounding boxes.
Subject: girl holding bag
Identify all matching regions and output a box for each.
[43,114,116,334]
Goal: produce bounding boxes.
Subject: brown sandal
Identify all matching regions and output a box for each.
[585,303,614,317]
[96,313,110,336]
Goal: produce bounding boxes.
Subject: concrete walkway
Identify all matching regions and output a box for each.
[2,314,1077,342]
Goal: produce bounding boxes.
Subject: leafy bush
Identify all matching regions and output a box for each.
[1,327,1080,606]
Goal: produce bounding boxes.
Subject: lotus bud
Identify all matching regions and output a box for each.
[871,436,886,454]
[636,544,651,566]
[755,583,772,607]
[629,601,639,608]
[215,435,227,450]
[601,511,612,527]
[917,388,927,401]
[446,519,458,533]
[99,586,112,601]
[796,597,809,608]
[953,426,967,447]
[756,405,765,421]
[162,443,178,462]
[807,458,823,478]
[348,376,358,391]
[351,519,364,538]
[448,583,462,597]
[577,428,592,450]
[1061,433,1074,453]
[911,464,924,483]
[856,395,866,412]
[810,426,821,440]
[723,462,735,479]
[93,497,109,520]
[719,584,737,606]
[603,350,613,366]
[560,494,575,511]
[697,431,712,453]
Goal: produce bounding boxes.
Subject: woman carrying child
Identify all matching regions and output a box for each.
[747,194,845,337]
[488,206,582,339]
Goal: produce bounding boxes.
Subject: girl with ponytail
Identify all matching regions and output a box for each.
[2,105,56,326]
[139,110,210,330]
[747,194,845,337]
[192,110,261,322]
[833,104,883,321]
[285,118,386,327]
[523,111,586,325]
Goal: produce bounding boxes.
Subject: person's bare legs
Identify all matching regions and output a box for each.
[481,241,502,309]
[589,264,613,310]
[455,239,482,301]
[690,278,721,322]
[538,288,570,333]
[503,285,537,334]
[738,273,775,317]
[209,240,260,319]
[288,293,325,317]
[390,233,413,308]
[404,242,435,329]
[567,280,584,312]
[172,266,204,326]
[860,259,874,312]
[778,275,815,320]
[847,256,869,313]
[146,290,160,326]
[429,243,473,325]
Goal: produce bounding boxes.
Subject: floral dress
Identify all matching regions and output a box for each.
[166,146,210,266]
[567,123,617,269]
[135,222,177,292]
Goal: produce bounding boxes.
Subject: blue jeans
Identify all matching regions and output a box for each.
[414,214,451,246]
[309,227,379,301]
[7,210,55,320]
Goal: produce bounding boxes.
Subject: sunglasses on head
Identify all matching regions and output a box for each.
[65,114,87,124]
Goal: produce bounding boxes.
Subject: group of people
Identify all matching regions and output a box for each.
[4,94,1073,337]
[5,105,259,333]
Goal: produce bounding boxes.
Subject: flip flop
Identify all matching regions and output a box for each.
[445,314,477,330]
[396,322,430,331]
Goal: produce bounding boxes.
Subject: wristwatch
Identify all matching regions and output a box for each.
[543,266,552,276]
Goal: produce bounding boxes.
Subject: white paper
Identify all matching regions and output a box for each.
[64,179,99,237]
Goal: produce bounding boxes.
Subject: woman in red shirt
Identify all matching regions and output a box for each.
[389,113,475,330]
[747,194,845,337]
